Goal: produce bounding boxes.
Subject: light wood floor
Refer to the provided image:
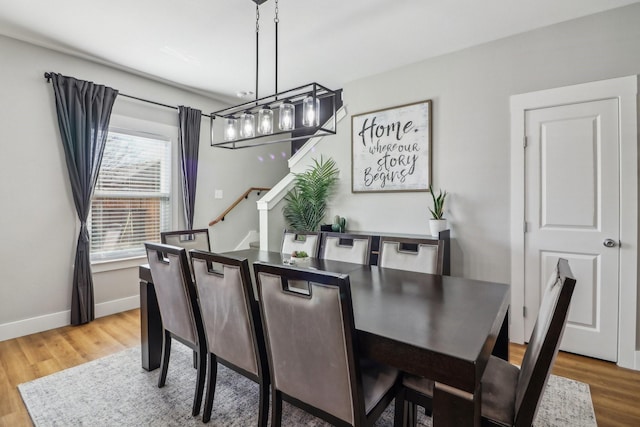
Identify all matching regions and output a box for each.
[1,309,639,426]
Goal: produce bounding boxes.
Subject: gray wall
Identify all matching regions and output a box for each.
[2,3,640,345]
[0,35,288,338]
[301,4,640,337]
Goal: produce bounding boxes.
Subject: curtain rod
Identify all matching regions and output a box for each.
[43,72,213,119]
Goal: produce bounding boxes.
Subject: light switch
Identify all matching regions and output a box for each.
[214,189,223,199]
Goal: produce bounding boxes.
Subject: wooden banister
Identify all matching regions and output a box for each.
[209,187,271,226]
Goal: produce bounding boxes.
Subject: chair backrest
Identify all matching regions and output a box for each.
[319,232,372,265]
[161,229,211,252]
[190,250,266,379]
[281,230,320,258]
[144,242,204,347]
[514,258,576,426]
[254,263,365,425]
[378,236,444,274]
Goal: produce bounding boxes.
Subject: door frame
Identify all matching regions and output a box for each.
[509,75,638,369]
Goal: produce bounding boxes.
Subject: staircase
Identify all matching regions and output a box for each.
[256,104,348,251]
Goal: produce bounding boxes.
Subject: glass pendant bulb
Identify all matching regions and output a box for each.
[240,113,255,138]
[258,108,274,135]
[279,102,295,131]
[223,117,238,141]
[302,96,320,127]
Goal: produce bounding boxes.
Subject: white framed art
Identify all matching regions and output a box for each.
[351,100,432,193]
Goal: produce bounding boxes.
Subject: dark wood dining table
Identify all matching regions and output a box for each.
[139,249,510,426]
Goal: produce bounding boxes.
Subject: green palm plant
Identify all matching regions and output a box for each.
[283,157,339,232]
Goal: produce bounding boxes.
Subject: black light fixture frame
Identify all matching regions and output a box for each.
[210,83,337,149]
[209,0,338,149]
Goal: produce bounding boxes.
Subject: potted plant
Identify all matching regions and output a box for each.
[283,156,339,232]
[428,183,448,236]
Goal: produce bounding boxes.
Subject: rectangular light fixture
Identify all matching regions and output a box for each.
[209,0,338,150]
[210,82,337,149]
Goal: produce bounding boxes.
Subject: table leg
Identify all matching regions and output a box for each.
[432,382,481,427]
[140,280,162,371]
[492,307,510,361]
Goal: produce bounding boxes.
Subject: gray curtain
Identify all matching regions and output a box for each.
[178,106,202,230]
[50,73,118,325]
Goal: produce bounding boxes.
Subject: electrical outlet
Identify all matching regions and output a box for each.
[214,190,223,199]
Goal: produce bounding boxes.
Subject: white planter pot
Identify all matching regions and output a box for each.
[429,219,447,236]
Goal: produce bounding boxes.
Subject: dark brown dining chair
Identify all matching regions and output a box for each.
[254,262,399,427]
[319,232,373,264]
[144,242,207,416]
[394,258,576,427]
[280,229,321,258]
[190,250,270,425]
[161,228,211,253]
[378,236,444,274]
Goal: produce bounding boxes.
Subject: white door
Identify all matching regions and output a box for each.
[524,98,619,362]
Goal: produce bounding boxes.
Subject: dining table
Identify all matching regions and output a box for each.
[139,249,510,426]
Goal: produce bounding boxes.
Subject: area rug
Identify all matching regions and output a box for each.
[19,344,596,426]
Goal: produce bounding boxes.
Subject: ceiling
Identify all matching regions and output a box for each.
[0,0,637,102]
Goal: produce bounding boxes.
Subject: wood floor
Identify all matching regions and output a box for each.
[1,309,639,426]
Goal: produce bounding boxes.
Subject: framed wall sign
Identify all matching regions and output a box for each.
[351,100,432,193]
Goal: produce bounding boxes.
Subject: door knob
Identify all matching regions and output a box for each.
[603,239,617,248]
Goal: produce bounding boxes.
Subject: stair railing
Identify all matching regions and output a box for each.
[209,187,271,226]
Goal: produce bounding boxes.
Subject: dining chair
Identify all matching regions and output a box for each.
[319,232,373,264]
[253,262,399,427]
[378,236,444,274]
[394,258,576,427]
[280,230,320,258]
[190,250,270,425]
[144,242,207,417]
[161,228,211,253]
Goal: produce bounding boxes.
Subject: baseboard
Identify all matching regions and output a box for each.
[634,351,640,371]
[94,295,140,319]
[234,230,259,250]
[0,295,140,342]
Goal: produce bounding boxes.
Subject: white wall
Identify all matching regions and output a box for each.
[0,35,288,340]
[290,5,640,339]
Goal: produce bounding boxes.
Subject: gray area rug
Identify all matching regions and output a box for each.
[19,344,596,426]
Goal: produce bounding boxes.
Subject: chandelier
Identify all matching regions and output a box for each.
[210,0,338,149]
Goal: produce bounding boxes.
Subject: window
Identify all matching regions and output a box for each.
[89,130,171,261]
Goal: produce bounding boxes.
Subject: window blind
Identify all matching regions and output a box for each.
[90,130,171,261]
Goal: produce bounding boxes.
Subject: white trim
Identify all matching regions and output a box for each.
[0,310,69,342]
[509,97,526,344]
[635,351,640,370]
[510,75,638,369]
[259,104,348,251]
[94,295,140,318]
[234,230,259,250]
[256,173,295,211]
[92,255,146,273]
[288,106,348,170]
[0,295,140,342]
[257,175,295,251]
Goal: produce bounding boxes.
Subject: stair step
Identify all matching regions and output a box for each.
[249,241,260,249]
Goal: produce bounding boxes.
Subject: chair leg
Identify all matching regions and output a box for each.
[394,388,407,427]
[271,388,282,427]
[192,347,206,416]
[202,354,218,423]
[407,401,418,427]
[395,387,418,427]
[258,377,269,427]
[158,330,172,388]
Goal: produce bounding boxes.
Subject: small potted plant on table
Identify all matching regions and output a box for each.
[428,184,448,236]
